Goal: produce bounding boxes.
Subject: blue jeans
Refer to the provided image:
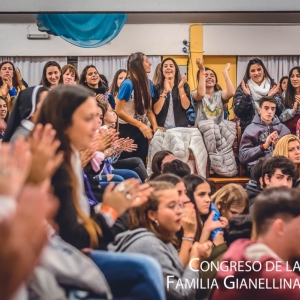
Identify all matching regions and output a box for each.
[88,251,166,300]
[96,170,141,189]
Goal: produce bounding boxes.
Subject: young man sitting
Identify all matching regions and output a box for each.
[247,156,297,208]
[211,187,300,300]
[239,96,290,172]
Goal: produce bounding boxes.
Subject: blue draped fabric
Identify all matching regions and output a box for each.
[36,14,127,48]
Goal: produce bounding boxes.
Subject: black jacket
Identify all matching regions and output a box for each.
[153,83,192,127]
[52,163,114,250]
[233,81,284,131]
[245,180,262,206]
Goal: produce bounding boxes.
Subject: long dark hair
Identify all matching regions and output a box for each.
[243,58,273,83]
[40,61,63,87]
[0,61,23,89]
[35,85,102,248]
[183,174,210,241]
[148,150,174,181]
[0,96,9,122]
[196,67,222,91]
[110,69,127,97]
[284,67,300,109]
[158,57,181,94]
[279,75,288,96]
[127,52,151,115]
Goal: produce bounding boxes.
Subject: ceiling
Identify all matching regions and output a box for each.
[1,13,300,24]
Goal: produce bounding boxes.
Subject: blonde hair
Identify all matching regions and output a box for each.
[211,184,249,219]
[273,134,300,177]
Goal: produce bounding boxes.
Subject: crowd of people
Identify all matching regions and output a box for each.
[1,53,300,299]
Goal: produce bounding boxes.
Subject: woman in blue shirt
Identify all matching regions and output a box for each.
[115,53,164,165]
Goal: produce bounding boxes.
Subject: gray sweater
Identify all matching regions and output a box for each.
[108,228,199,300]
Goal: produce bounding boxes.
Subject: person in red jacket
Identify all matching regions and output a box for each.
[211,187,300,300]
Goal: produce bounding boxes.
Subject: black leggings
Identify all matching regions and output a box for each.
[118,123,149,166]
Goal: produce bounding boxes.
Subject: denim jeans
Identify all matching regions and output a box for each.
[71,251,165,300]
[96,170,141,189]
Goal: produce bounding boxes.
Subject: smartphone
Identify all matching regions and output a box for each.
[210,202,223,241]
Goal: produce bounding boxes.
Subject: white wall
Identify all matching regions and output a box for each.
[2,23,300,57]
[203,25,300,55]
[2,0,300,12]
[0,23,190,56]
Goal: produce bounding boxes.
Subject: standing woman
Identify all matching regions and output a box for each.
[109,69,127,102]
[79,65,115,109]
[0,61,26,111]
[279,67,300,134]
[192,58,235,125]
[116,52,163,165]
[40,61,63,89]
[233,58,284,131]
[153,57,192,129]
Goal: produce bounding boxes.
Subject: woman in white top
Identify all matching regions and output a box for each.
[192,58,235,125]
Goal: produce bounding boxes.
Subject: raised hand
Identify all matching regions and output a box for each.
[241,80,250,95]
[222,63,231,73]
[178,75,187,89]
[181,203,197,238]
[27,124,64,185]
[267,83,280,98]
[95,94,105,102]
[196,58,205,71]
[0,137,32,198]
[102,180,153,217]
[163,78,172,93]
[0,184,58,300]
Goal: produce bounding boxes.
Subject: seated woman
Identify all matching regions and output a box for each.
[84,103,141,190]
[98,100,148,182]
[3,86,49,143]
[234,58,284,131]
[184,176,248,299]
[40,61,63,89]
[272,134,300,180]
[109,69,127,103]
[279,67,300,134]
[0,61,26,112]
[192,58,235,125]
[36,85,152,250]
[279,75,288,99]
[162,159,191,178]
[153,57,192,129]
[211,183,249,220]
[61,64,79,85]
[79,65,115,109]
[0,97,8,141]
[147,150,175,181]
[109,181,213,300]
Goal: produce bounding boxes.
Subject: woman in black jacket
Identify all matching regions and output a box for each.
[233,58,284,131]
[36,85,151,250]
[153,57,192,128]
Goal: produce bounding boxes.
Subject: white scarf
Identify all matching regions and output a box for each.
[247,77,271,111]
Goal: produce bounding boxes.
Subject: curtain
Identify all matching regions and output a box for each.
[237,56,300,84]
[36,14,127,48]
[77,56,161,86]
[0,57,67,87]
